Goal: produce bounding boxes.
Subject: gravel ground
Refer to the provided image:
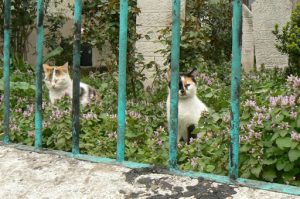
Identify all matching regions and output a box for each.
[0,145,299,199]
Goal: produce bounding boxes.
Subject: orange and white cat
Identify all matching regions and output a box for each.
[43,62,99,106]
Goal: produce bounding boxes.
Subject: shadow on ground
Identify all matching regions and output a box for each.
[121,167,236,199]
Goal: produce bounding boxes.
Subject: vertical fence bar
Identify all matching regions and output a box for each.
[117,0,129,162]
[34,0,45,149]
[229,0,242,180]
[169,0,181,170]
[3,0,11,144]
[72,0,82,155]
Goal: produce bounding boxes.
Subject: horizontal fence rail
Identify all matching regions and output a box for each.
[1,0,300,196]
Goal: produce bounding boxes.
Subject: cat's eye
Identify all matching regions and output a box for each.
[55,70,61,76]
[185,84,191,88]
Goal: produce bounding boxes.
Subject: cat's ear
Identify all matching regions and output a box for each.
[43,64,50,72]
[61,62,69,72]
[188,68,198,77]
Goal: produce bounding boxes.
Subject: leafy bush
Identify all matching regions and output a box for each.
[273,3,300,75]
[179,68,300,186]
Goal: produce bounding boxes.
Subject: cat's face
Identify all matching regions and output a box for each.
[43,63,71,90]
[168,68,197,99]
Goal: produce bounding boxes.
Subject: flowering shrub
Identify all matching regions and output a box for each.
[0,68,300,186]
[179,69,300,186]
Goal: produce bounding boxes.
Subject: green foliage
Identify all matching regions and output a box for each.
[1,68,300,186]
[0,0,36,56]
[158,0,232,70]
[273,3,300,75]
[180,68,300,186]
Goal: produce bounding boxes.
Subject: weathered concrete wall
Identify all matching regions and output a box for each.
[1,146,299,199]
[26,0,74,65]
[136,0,186,87]
[26,0,106,68]
[242,4,255,72]
[252,0,292,69]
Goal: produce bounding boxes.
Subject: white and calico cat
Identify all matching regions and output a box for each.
[43,62,99,106]
[167,68,208,144]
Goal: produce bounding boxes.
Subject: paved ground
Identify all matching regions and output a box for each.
[0,145,299,199]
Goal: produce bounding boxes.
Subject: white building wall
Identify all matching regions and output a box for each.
[136,0,186,87]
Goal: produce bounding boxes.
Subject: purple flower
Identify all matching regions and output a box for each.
[15,108,22,113]
[157,139,163,146]
[82,112,97,120]
[289,95,296,106]
[281,96,289,106]
[244,99,256,108]
[108,131,117,139]
[291,131,300,142]
[11,124,20,132]
[290,111,297,119]
[189,137,194,144]
[23,111,31,118]
[287,75,300,88]
[190,157,198,168]
[27,131,34,138]
[199,73,214,86]
[158,126,165,132]
[269,96,279,106]
[254,132,262,139]
[222,115,230,123]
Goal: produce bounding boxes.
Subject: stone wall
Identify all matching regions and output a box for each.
[136,0,186,87]
[242,4,254,72]
[26,0,106,68]
[252,0,292,68]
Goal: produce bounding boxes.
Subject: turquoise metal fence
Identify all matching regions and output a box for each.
[2,0,300,196]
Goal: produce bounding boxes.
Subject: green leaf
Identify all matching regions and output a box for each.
[240,144,251,152]
[288,149,300,162]
[297,115,300,128]
[206,165,215,172]
[262,159,277,165]
[279,130,288,137]
[276,160,286,171]
[275,115,284,123]
[204,92,213,98]
[251,165,262,178]
[284,162,294,172]
[262,169,277,182]
[271,132,279,141]
[43,47,64,63]
[240,169,251,178]
[276,137,292,149]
